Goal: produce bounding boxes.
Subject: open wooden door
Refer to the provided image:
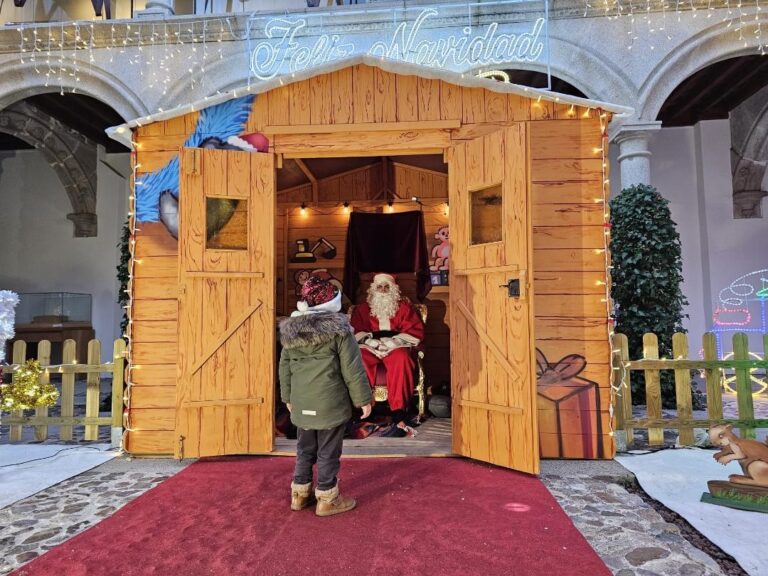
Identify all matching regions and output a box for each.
[175,147,275,458]
[449,124,539,474]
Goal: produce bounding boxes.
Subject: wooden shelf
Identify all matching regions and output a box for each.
[429,286,450,294]
[287,262,343,269]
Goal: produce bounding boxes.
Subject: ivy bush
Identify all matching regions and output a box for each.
[117,220,131,340]
[610,184,690,407]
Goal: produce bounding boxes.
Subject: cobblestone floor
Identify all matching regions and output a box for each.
[540,461,730,576]
[0,457,188,575]
[0,456,740,576]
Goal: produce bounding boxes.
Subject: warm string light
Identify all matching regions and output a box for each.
[595,107,625,441]
[119,143,144,451]
[588,0,763,54]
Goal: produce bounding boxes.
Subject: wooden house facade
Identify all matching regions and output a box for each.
[112,57,629,473]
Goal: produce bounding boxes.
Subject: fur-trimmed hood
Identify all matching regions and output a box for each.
[279,312,352,349]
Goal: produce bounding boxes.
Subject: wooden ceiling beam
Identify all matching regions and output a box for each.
[294,158,318,202]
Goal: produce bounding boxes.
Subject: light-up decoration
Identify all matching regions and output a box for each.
[708,269,768,359]
[719,351,768,396]
[247,5,548,81]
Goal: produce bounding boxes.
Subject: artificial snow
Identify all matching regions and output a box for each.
[617,448,767,576]
[0,444,116,509]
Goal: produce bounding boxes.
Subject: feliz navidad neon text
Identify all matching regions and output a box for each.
[249,9,546,81]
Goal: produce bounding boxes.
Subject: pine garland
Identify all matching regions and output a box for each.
[117,219,131,339]
[0,359,58,412]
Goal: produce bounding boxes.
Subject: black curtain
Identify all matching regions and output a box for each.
[343,211,432,302]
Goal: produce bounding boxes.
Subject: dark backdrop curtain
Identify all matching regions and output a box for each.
[343,211,432,302]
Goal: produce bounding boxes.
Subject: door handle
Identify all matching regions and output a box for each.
[499,279,521,298]
[499,270,527,300]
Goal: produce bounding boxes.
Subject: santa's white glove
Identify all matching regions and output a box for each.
[380,337,399,350]
[366,338,382,350]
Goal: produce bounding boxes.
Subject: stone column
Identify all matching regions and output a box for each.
[135,0,175,18]
[613,121,661,189]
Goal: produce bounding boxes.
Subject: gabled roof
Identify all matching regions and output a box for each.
[106,53,634,149]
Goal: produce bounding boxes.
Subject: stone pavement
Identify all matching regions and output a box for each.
[0,456,736,576]
[540,460,729,576]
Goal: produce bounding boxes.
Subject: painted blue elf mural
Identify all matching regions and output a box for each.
[135,95,268,239]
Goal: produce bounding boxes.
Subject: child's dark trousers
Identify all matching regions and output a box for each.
[293,423,346,490]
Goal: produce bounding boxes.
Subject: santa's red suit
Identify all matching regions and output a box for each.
[350,300,425,411]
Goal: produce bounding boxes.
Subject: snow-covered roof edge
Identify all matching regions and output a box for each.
[106,53,635,150]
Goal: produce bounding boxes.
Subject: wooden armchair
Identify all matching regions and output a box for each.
[347,299,428,418]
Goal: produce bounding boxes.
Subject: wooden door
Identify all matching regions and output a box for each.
[449,124,539,474]
[175,148,275,458]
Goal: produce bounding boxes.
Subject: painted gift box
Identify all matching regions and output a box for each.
[536,350,605,459]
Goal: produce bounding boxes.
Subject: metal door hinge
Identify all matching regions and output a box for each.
[178,435,185,460]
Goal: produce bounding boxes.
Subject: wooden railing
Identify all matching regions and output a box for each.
[613,332,768,447]
[1,338,126,446]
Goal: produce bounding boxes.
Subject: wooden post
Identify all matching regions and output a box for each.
[85,339,101,441]
[702,332,723,421]
[614,333,634,448]
[111,339,126,448]
[9,341,26,441]
[643,332,664,446]
[35,340,52,441]
[60,339,76,441]
[732,332,755,439]
[672,332,693,445]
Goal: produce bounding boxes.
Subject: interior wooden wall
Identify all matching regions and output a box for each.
[129,65,610,457]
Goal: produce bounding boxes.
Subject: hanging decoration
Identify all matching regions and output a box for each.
[583,0,764,55]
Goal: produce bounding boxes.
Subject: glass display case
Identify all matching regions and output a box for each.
[15,293,92,325]
[9,293,95,364]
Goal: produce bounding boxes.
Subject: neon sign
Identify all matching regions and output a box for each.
[247,6,548,81]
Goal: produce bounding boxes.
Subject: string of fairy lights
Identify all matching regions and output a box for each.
[11,0,766,102]
[119,148,142,449]
[586,0,765,54]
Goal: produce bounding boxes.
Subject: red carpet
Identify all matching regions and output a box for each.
[13,457,609,576]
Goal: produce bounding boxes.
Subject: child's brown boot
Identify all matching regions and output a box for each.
[315,485,356,517]
[291,482,316,511]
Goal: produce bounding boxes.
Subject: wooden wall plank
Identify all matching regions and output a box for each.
[353,65,376,124]
[533,226,604,249]
[530,119,603,159]
[418,77,441,121]
[131,364,176,386]
[396,75,419,121]
[126,430,175,454]
[484,91,508,123]
[439,81,462,121]
[532,181,602,204]
[268,86,291,126]
[310,74,332,125]
[130,386,176,408]
[331,68,354,124]
[374,68,397,123]
[531,159,603,182]
[533,248,605,271]
[290,79,312,125]
[133,299,178,322]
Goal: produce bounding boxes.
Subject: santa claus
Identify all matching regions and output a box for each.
[349,273,425,425]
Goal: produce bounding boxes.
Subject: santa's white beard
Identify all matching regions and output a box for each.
[368,289,400,321]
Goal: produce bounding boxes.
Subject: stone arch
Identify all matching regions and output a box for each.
[0,59,148,122]
[637,13,768,121]
[471,34,638,109]
[0,101,99,236]
[0,60,146,236]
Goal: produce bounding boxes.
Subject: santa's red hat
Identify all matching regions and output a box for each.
[226,132,270,152]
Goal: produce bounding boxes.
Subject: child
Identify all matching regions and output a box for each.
[279,275,372,517]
